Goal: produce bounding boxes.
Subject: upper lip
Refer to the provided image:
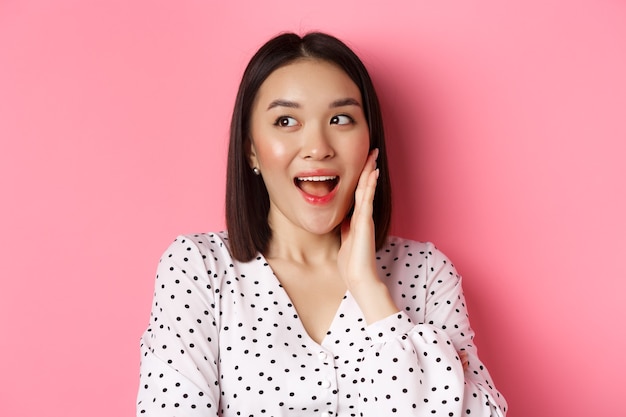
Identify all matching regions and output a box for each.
[294,169,340,181]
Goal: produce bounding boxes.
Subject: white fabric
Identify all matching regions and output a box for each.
[137,231,507,416]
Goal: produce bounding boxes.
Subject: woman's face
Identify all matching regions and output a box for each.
[249,59,370,238]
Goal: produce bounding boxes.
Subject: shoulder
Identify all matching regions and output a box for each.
[159,231,234,267]
[377,235,438,259]
[378,236,460,278]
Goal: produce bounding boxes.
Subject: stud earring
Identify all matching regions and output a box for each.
[252,167,261,176]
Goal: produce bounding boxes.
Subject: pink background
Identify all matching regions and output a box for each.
[1,1,625,416]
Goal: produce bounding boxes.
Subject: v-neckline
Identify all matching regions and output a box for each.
[257,251,349,348]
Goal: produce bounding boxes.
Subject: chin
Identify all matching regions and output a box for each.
[299,214,346,236]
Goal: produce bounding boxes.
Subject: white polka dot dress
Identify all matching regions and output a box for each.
[137,232,507,416]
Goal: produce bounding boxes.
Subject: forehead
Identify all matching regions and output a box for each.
[255,59,361,105]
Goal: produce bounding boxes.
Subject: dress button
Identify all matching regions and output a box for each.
[321,413,330,417]
[318,352,327,361]
[320,379,331,389]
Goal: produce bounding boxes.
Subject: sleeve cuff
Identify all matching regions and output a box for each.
[365,311,415,344]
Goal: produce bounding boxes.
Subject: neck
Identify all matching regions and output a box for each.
[265,223,341,266]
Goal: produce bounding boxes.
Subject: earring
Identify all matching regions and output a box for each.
[252,167,261,176]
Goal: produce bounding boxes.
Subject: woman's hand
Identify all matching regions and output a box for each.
[337,148,379,288]
[337,148,399,323]
[459,350,469,371]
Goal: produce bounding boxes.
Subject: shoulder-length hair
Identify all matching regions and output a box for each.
[226,31,392,262]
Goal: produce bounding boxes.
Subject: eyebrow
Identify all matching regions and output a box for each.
[266,97,362,110]
[330,98,362,108]
[267,99,300,110]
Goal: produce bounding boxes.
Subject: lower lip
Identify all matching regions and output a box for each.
[297,184,339,205]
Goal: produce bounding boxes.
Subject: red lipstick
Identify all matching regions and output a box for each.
[294,169,340,205]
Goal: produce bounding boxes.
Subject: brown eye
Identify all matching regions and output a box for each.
[330,115,353,125]
[274,116,298,127]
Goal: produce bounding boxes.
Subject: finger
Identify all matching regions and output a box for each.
[354,168,379,224]
[355,149,379,194]
[361,168,379,211]
[353,149,379,215]
[458,351,469,371]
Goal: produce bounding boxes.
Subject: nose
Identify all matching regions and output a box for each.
[300,124,334,160]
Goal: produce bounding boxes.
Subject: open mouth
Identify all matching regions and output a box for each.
[294,175,339,197]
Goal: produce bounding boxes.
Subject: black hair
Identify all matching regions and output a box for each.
[226,32,391,261]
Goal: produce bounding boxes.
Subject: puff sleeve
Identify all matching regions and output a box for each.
[136,236,221,416]
[358,243,507,416]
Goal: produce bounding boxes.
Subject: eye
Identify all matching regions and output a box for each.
[330,114,354,125]
[274,116,298,127]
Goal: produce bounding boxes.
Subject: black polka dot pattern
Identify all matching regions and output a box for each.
[137,232,507,416]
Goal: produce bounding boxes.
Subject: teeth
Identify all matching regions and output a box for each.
[297,176,337,182]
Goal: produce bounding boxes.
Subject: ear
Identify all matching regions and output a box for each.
[245,138,259,169]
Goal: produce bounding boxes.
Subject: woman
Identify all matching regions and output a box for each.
[137,32,507,417]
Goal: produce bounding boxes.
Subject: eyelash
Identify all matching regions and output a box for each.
[273,116,298,127]
[273,114,355,127]
[330,114,354,125]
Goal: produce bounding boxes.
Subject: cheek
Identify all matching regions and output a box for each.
[250,124,290,166]
[350,132,371,166]
[255,139,291,166]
